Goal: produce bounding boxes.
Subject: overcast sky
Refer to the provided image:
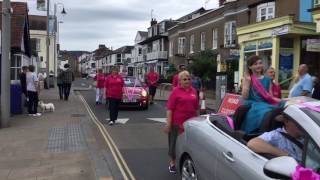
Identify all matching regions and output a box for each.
[17,0,219,51]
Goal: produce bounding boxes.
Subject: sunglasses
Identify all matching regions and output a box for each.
[183,78,191,81]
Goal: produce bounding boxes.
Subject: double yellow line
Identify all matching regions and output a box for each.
[78,94,135,180]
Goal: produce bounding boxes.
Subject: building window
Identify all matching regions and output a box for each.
[159,22,165,34]
[148,27,152,37]
[178,37,186,55]
[169,41,173,57]
[190,34,195,53]
[315,0,320,7]
[200,32,206,51]
[116,54,121,63]
[138,48,142,55]
[224,21,236,47]
[11,55,22,80]
[212,29,218,49]
[257,2,275,22]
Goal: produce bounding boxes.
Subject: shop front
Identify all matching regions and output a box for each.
[237,16,318,96]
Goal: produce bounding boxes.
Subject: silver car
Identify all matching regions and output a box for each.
[176,97,320,180]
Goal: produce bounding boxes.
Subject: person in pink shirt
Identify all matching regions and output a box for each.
[164,70,199,173]
[265,67,282,98]
[172,64,186,88]
[146,67,159,104]
[94,69,105,104]
[104,66,124,125]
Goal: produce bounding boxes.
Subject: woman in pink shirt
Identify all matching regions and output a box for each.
[265,67,282,98]
[94,69,105,104]
[104,66,124,125]
[164,70,199,173]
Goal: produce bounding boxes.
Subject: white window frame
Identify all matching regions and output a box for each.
[11,54,22,80]
[178,37,186,55]
[190,34,195,53]
[315,0,320,7]
[212,29,218,49]
[224,21,236,47]
[169,41,173,57]
[257,2,275,22]
[200,32,206,51]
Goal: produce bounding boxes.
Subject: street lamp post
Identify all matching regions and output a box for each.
[1,0,12,128]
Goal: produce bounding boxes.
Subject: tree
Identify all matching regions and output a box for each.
[165,63,177,83]
[188,50,217,83]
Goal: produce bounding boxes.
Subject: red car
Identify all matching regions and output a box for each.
[121,77,149,110]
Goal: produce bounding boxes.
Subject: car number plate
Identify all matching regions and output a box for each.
[123,98,137,103]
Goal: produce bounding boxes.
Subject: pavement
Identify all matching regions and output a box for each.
[0,86,115,180]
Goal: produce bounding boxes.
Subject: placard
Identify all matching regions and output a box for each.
[218,93,242,115]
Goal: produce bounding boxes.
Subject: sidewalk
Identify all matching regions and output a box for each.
[0,87,114,180]
[155,85,219,111]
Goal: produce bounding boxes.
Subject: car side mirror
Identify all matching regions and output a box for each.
[263,156,298,179]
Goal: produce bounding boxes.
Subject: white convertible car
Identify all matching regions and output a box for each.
[176,97,320,180]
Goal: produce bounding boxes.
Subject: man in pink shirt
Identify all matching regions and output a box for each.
[172,64,186,88]
[146,67,159,104]
[94,69,105,104]
[164,70,199,173]
[104,66,124,125]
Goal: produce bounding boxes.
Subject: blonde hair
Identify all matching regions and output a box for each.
[178,70,190,80]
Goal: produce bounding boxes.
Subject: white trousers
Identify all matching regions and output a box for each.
[96,88,104,102]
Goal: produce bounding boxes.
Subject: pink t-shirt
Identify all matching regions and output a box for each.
[95,73,105,89]
[147,72,159,87]
[271,82,282,98]
[104,74,124,99]
[172,74,179,88]
[167,86,199,131]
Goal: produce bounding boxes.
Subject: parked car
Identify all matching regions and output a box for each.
[176,96,320,180]
[120,76,148,110]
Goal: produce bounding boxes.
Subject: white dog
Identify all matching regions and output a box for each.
[38,101,55,113]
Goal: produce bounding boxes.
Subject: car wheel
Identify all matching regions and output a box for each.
[181,156,198,180]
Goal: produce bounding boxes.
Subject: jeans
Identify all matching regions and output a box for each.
[108,98,120,122]
[27,91,38,114]
[63,83,71,100]
[58,84,64,100]
[96,88,104,103]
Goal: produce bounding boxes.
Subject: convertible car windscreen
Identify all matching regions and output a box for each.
[124,78,142,87]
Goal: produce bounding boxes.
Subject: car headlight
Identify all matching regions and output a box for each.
[141,90,147,97]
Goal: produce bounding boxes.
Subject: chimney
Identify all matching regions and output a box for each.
[151,18,157,26]
[98,44,106,49]
[219,0,226,6]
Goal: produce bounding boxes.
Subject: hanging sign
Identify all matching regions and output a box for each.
[306,39,320,52]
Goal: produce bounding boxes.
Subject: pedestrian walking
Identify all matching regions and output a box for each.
[94,69,105,104]
[61,64,74,101]
[172,64,186,88]
[191,74,202,97]
[104,66,124,126]
[289,64,313,98]
[57,69,64,100]
[265,67,282,98]
[26,65,41,116]
[20,66,28,106]
[146,67,159,104]
[164,70,199,173]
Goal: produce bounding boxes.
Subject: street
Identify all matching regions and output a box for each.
[78,79,178,180]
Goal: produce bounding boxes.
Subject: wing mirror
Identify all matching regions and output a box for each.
[263,156,298,179]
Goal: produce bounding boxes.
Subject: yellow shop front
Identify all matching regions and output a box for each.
[237,16,319,96]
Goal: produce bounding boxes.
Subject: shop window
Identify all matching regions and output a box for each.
[201,32,206,51]
[224,21,236,47]
[280,38,294,48]
[212,28,218,49]
[178,37,186,55]
[190,34,195,53]
[278,50,293,90]
[257,2,275,22]
[11,55,22,80]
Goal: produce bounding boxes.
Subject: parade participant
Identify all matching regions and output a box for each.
[191,74,202,97]
[248,114,304,163]
[172,64,186,88]
[265,67,282,98]
[57,69,64,100]
[94,69,105,104]
[61,64,74,101]
[104,66,124,126]
[146,67,159,105]
[241,55,282,134]
[20,66,28,106]
[26,65,41,116]
[289,64,313,98]
[164,70,199,173]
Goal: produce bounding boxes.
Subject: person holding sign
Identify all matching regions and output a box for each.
[241,55,282,134]
[104,66,124,126]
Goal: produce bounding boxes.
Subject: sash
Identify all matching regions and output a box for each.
[251,75,278,105]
